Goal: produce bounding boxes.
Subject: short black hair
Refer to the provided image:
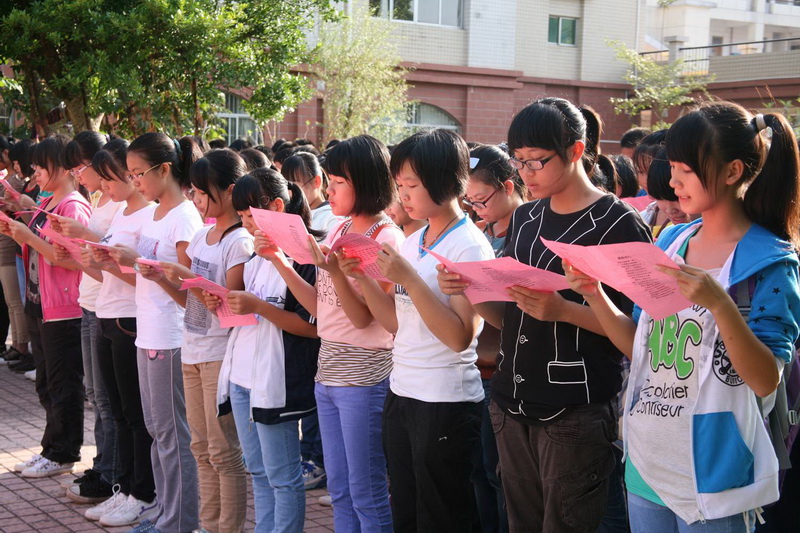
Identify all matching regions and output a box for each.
[620,127,652,149]
[508,97,587,166]
[632,129,668,175]
[208,138,227,149]
[610,154,639,197]
[229,138,253,152]
[9,139,34,178]
[646,148,677,201]
[33,134,70,175]
[390,129,469,205]
[239,148,269,171]
[323,135,394,216]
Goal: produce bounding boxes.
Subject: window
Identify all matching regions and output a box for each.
[548,16,577,46]
[218,93,262,146]
[405,102,460,133]
[370,0,463,27]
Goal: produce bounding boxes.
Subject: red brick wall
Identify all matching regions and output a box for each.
[263,64,799,153]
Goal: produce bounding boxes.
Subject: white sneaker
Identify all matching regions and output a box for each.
[21,457,73,478]
[85,485,126,521]
[99,494,158,527]
[318,494,332,506]
[24,369,36,381]
[14,454,42,473]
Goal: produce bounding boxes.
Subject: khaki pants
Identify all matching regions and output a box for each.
[0,263,28,348]
[183,361,247,533]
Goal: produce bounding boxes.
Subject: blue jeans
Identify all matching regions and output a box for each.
[230,383,305,533]
[627,492,755,533]
[316,381,393,533]
[81,309,117,483]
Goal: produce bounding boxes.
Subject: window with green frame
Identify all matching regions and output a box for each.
[548,16,577,46]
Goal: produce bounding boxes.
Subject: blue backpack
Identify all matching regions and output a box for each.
[731,278,800,487]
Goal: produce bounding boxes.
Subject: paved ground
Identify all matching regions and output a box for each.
[0,363,334,532]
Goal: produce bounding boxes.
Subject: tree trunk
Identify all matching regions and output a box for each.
[191,77,201,136]
[64,96,91,132]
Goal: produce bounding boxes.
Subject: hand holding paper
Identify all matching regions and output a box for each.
[179,276,258,328]
[249,208,315,264]
[328,233,392,283]
[38,224,84,262]
[0,178,21,201]
[422,247,570,304]
[541,238,691,320]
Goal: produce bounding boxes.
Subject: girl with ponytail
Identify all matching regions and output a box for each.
[213,168,321,531]
[564,102,800,531]
[262,135,403,532]
[107,132,204,532]
[157,148,252,533]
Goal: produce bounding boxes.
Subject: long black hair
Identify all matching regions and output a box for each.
[666,102,800,247]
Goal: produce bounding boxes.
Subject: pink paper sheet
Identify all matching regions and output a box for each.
[621,195,654,211]
[0,178,21,200]
[179,276,258,328]
[37,224,84,262]
[540,238,692,320]
[135,258,166,274]
[249,207,315,265]
[422,247,570,305]
[328,233,392,283]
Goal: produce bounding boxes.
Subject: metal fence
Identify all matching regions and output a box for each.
[640,37,800,82]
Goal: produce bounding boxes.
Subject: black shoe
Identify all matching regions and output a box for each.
[3,348,23,363]
[65,471,112,503]
[10,355,35,373]
[72,468,100,485]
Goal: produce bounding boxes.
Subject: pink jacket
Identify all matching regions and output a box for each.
[23,192,92,322]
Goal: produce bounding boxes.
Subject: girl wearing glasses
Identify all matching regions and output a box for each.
[1,134,92,479]
[439,98,651,532]
[157,149,252,533]
[54,131,124,504]
[463,143,525,532]
[109,132,204,533]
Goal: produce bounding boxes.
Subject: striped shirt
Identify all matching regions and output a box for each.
[316,339,393,386]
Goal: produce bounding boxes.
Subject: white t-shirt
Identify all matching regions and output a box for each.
[135,201,203,350]
[391,217,494,403]
[228,256,289,389]
[181,225,254,364]
[311,202,342,240]
[96,203,157,319]
[78,198,123,311]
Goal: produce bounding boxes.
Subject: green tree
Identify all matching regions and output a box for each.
[608,40,711,129]
[0,0,338,136]
[313,5,410,144]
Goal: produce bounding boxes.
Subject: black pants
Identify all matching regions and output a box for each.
[27,312,84,463]
[0,280,9,344]
[96,317,155,502]
[383,390,482,533]
[490,400,617,533]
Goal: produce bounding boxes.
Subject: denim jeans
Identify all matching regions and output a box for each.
[471,379,508,533]
[300,411,324,468]
[82,308,117,484]
[230,383,305,533]
[597,445,631,533]
[316,380,393,533]
[627,492,755,533]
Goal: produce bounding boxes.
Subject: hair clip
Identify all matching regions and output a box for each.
[754,114,768,132]
[469,157,480,170]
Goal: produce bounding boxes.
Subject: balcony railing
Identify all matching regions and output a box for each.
[640,37,800,82]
